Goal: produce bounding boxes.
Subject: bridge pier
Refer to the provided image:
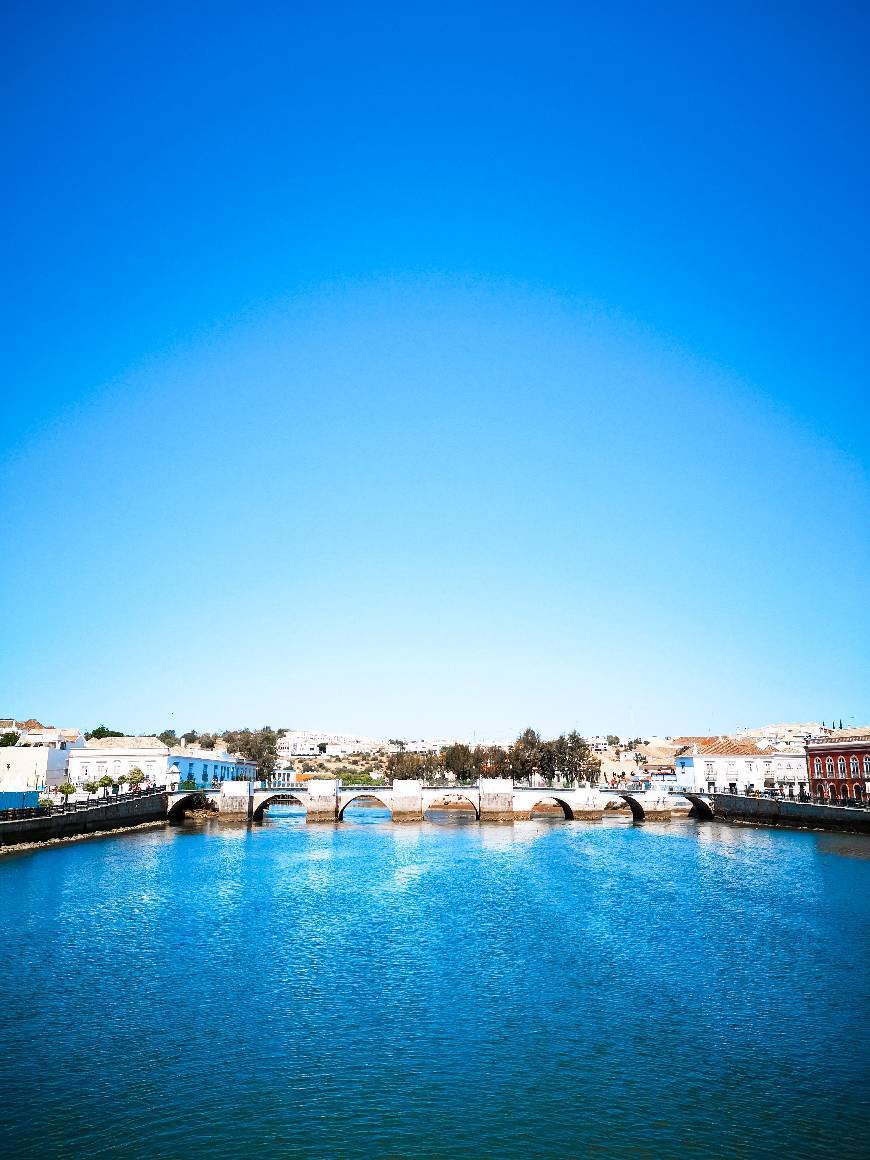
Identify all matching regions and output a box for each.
[219,781,252,820]
[479,778,514,822]
[306,779,339,822]
[390,780,423,822]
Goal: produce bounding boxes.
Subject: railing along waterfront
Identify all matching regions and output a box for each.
[0,789,165,822]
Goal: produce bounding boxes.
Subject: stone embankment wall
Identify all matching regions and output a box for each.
[0,794,167,848]
[714,794,870,835]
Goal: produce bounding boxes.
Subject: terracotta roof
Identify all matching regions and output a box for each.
[672,736,718,747]
[807,730,870,748]
[83,736,168,750]
[694,739,771,757]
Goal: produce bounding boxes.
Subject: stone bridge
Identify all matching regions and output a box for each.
[168,780,707,824]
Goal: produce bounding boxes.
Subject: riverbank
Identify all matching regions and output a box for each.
[0,819,167,857]
[713,792,870,834]
[0,790,168,849]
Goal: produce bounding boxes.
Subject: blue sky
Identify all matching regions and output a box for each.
[2,0,868,739]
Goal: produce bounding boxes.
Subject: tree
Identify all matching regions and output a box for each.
[198,733,216,750]
[509,728,541,784]
[232,728,278,781]
[85,725,124,740]
[158,729,178,748]
[606,734,620,748]
[0,732,17,747]
[97,774,115,796]
[473,745,510,779]
[182,730,199,745]
[441,743,475,783]
[388,739,407,753]
[538,738,564,786]
[127,767,144,791]
[82,780,99,798]
[58,781,75,802]
[387,750,440,781]
[116,772,128,793]
[563,732,601,786]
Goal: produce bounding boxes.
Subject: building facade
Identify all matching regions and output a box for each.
[68,738,171,788]
[0,726,85,791]
[806,733,870,803]
[168,750,257,788]
[68,738,257,790]
[277,730,383,758]
[674,739,808,796]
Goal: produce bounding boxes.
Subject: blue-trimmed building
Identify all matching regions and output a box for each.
[168,751,257,789]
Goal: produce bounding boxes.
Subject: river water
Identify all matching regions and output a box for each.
[0,809,867,1158]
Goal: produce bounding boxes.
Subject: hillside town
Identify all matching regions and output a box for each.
[1,717,868,809]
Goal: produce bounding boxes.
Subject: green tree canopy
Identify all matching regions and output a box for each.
[85,725,124,740]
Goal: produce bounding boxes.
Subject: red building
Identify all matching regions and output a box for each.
[806,732,870,803]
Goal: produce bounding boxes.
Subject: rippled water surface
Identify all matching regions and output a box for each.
[1,810,868,1158]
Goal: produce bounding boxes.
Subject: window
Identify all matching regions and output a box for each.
[188,762,194,774]
[704,762,714,777]
[850,756,859,776]
[113,760,120,776]
[838,757,846,778]
[814,758,821,775]
[826,757,834,775]
[864,756,870,777]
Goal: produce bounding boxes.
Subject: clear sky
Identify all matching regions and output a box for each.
[3,0,868,740]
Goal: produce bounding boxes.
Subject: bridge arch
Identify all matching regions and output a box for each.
[338,794,392,821]
[253,793,307,822]
[528,796,575,820]
[684,793,715,820]
[167,792,215,822]
[618,793,647,822]
[424,794,480,820]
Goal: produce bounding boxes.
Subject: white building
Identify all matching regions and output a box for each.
[735,722,828,746]
[68,737,257,790]
[277,730,384,758]
[585,736,611,753]
[0,725,86,791]
[68,737,171,788]
[674,739,808,796]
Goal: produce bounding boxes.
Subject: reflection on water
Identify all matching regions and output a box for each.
[0,813,867,1159]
